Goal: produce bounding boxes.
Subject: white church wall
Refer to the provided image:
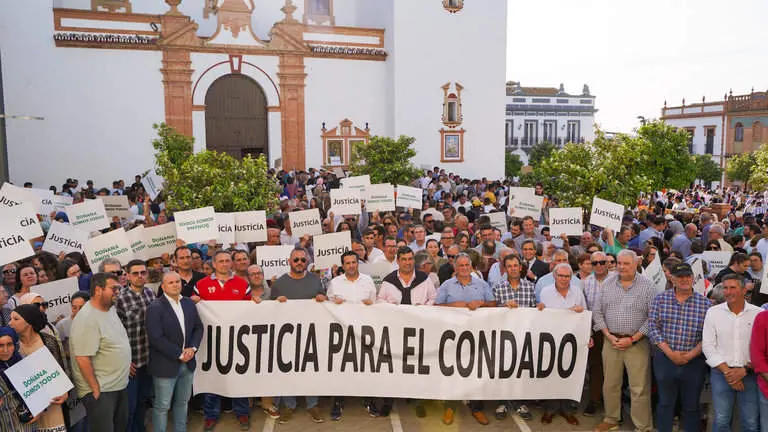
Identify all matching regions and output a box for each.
[1,0,164,188]
[303,57,388,169]
[389,0,506,179]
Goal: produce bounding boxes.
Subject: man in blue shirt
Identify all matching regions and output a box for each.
[435,253,495,426]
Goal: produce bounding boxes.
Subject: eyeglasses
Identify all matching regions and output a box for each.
[130,270,148,276]
[248,271,264,276]
[442,236,455,240]
[110,270,125,277]
[33,301,49,308]
[293,258,307,263]
[2,269,16,275]
[447,254,457,259]
[591,260,607,266]
[555,274,571,279]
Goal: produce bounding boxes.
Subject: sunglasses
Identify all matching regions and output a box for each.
[33,301,49,309]
[2,269,16,275]
[110,270,125,277]
[447,254,457,259]
[591,260,607,266]
[293,258,307,263]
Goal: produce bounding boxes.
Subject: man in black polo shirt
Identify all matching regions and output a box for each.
[172,246,205,301]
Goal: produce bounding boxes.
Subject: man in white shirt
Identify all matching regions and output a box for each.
[326,251,376,421]
[362,229,384,262]
[702,274,761,432]
[409,224,428,252]
[373,237,399,272]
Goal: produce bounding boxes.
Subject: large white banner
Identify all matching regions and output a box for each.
[549,208,583,237]
[33,277,79,323]
[43,221,89,256]
[589,197,624,232]
[66,199,110,232]
[193,301,591,401]
[313,231,352,269]
[507,187,543,219]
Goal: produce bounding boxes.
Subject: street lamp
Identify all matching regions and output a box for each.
[0,114,45,183]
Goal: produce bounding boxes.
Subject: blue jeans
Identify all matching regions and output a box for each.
[126,365,153,432]
[152,364,194,432]
[653,351,707,432]
[203,394,250,421]
[760,390,768,432]
[710,368,759,432]
[279,396,319,410]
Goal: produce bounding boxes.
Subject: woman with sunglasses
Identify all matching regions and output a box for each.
[1,264,16,298]
[20,292,62,338]
[706,239,721,251]
[9,304,69,432]
[2,264,38,325]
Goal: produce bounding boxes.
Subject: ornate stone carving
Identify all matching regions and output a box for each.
[91,0,132,13]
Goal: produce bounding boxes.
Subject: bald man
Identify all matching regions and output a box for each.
[671,223,697,259]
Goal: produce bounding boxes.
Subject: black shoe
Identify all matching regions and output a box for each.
[378,405,391,417]
[330,401,343,421]
[583,401,597,417]
[364,400,378,417]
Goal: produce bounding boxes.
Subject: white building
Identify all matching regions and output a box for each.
[660,98,725,187]
[0,0,507,187]
[504,82,596,164]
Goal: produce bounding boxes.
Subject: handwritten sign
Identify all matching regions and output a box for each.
[174,207,217,244]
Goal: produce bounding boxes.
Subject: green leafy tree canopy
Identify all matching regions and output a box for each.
[152,123,279,213]
[726,152,756,186]
[505,151,523,178]
[692,154,722,183]
[349,135,421,185]
[631,121,696,191]
[528,141,557,167]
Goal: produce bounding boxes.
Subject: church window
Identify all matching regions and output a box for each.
[441,83,463,128]
[321,119,370,167]
[753,121,763,143]
[304,0,335,25]
[443,0,464,13]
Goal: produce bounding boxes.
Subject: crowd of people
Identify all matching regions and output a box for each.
[2,168,768,432]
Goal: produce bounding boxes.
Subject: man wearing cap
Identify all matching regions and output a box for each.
[648,263,711,432]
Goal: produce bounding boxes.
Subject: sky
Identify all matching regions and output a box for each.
[507,0,768,133]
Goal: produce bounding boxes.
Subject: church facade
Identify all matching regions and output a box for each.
[0,0,507,187]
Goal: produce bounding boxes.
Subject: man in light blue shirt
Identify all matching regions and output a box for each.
[534,250,583,302]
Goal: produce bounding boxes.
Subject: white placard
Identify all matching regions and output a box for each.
[333,167,346,178]
[0,222,34,266]
[313,231,352,269]
[330,188,362,216]
[702,251,732,277]
[99,195,132,219]
[549,208,583,237]
[692,259,706,295]
[143,223,177,259]
[396,185,423,209]
[643,253,667,293]
[128,225,148,261]
[216,213,236,244]
[4,348,74,417]
[507,187,544,220]
[33,277,79,324]
[358,260,396,288]
[52,195,74,212]
[0,182,40,210]
[254,245,294,279]
[341,175,370,199]
[174,207,217,244]
[288,209,323,238]
[42,221,89,256]
[193,302,591,401]
[142,170,164,201]
[366,184,396,212]
[589,197,624,232]
[84,228,133,268]
[2,203,43,240]
[234,211,267,243]
[66,199,109,232]
[488,212,508,234]
[31,188,55,215]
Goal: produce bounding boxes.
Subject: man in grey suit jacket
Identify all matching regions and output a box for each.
[147,271,204,432]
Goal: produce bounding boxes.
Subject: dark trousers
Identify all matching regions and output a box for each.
[82,389,129,432]
[588,332,604,403]
[126,365,153,432]
[444,400,483,412]
[653,351,707,432]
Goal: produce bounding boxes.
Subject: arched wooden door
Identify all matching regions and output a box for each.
[205,74,268,160]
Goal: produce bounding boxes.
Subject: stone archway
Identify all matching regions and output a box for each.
[204,74,268,160]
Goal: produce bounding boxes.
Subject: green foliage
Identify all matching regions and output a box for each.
[152,123,279,213]
[748,145,768,190]
[692,154,722,183]
[631,121,696,191]
[349,135,421,185]
[726,152,756,186]
[505,151,523,178]
[528,141,557,167]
